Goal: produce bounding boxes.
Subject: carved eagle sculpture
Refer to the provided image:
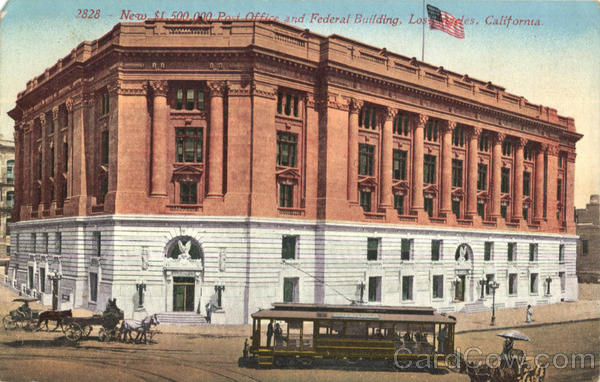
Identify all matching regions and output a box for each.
[177,240,192,260]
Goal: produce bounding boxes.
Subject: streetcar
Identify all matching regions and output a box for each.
[245,303,456,370]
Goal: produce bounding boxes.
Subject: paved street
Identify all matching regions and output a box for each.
[0,284,597,382]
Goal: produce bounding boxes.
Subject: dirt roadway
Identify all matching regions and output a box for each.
[0,320,598,382]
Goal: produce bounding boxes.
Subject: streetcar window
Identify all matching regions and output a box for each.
[346,321,367,339]
[318,320,343,337]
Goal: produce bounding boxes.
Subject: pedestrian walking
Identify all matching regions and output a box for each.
[525,304,533,323]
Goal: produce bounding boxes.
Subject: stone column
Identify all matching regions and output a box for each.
[39,113,48,209]
[440,121,455,216]
[207,81,226,198]
[52,106,60,204]
[69,95,88,216]
[513,138,526,220]
[534,143,545,222]
[466,127,481,218]
[65,98,74,199]
[490,132,505,219]
[546,144,559,229]
[28,124,35,209]
[347,99,362,204]
[565,151,576,232]
[380,107,395,208]
[150,81,169,197]
[411,114,427,213]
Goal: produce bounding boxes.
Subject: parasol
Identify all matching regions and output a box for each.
[496,330,531,342]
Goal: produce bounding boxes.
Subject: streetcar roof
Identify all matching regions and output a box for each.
[252,303,456,324]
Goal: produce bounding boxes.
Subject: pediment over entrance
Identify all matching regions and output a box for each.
[163,258,204,272]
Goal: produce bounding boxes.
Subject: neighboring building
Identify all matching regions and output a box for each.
[0,138,15,276]
[576,195,600,283]
[7,20,581,323]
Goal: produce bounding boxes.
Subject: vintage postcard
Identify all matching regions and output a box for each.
[0,0,598,381]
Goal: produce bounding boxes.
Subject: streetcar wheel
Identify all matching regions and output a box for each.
[273,357,287,368]
[297,357,314,368]
[2,316,17,331]
[65,323,83,343]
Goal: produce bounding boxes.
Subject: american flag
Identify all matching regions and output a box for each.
[426,4,465,39]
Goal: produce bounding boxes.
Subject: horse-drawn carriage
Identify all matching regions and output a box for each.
[2,298,41,331]
[61,298,124,343]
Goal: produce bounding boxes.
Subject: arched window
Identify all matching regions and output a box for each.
[167,236,202,260]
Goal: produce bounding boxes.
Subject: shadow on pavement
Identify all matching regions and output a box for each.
[3,336,78,348]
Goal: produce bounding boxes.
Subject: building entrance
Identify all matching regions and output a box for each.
[173,277,195,312]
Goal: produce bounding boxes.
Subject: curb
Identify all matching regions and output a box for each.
[455,317,600,334]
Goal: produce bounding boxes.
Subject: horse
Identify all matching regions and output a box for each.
[119,314,160,344]
[37,309,72,331]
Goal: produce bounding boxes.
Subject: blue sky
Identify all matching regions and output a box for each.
[0,0,598,205]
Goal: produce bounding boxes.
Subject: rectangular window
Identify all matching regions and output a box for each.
[358,144,374,176]
[64,142,69,173]
[40,268,46,293]
[186,89,195,110]
[477,164,488,191]
[179,181,198,204]
[394,194,404,215]
[281,235,297,260]
[431,240,441,261]
[277,92,299,117]
[484,242,493,261]
[401,239,412,261]
[16,234,20,252]
[424,155,436,184]
[283,277,298,303]
[279,184,293,207]
[424,197,434,217]
[508,242,516,262]
[102,92,110,115]
[479,134,489,152]
[509,273,518,295]
[101,131,109,165]
[432,275,443,299]
[452,200,461,217]
[359,191,371,212]
[530,273,539,294]
[94,232,101,257]
[402,276,413,301]
[89,272,98,302]
[557,178,562,201]
[176,88,183,109]
[485,274,495,295]
[359,106,377,130]
[559,244,565,262]
[276,131,298,167]
[501,168,510,193]
[393,150,407,180]
[32,233,36,253]
[367,238,380,261]
[501,204,508,219]
[477,201,485,220]
[452,159,463,187]
[196,90,205,111]
[28,266,34,289]
[393,113,409,136]
[452,126,465,147]
[523,172,531,196]
[368,276,381,302]
[523,206,529,221]
[425,120,438,142]
[559,272,566,292]
[176,128,203,163]
[582,240,589,255]
[50,146,55,177]
[5,218,10,236]
[56,232,62,255]
[529,243,537,262]
[43,233,49,254]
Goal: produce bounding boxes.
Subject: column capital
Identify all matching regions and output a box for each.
[107,80,120,96]
[207,81,227,97]
[470,126,483,139]
[417,114,429,127]
[349,98,363,114]
[442,120,457,133]
[52,106,60,120]
[65,98,74,112]
[39,113,46,127]
[516,137,527,148]
[384,107,396,121]
[538,142,547,153]
[149,80,168,97]
[546,144,559,156]
[494,131,506,143]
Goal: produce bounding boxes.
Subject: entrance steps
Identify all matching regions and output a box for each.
[458,300,491,314]
[156,312,208,325]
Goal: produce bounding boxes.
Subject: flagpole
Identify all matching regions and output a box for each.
[421,0,425,61]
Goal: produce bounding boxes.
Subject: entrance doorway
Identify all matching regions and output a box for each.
[173,277,195,312]
[455,275,465,302]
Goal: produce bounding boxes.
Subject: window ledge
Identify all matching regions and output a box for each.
[401,300,415,304]
[278,207,305,217]
[364,211,385,220]
[276,114,303,122]
[432,298,444,302]
[166,204,203,212]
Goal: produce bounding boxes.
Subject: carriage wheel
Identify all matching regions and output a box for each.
[83,325,93,338]
[2,316,17,331]
[65,323,83,343]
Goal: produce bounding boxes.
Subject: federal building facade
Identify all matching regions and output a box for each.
[7,20,581,324]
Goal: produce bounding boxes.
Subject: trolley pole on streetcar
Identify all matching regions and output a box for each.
[490,281,499,326]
